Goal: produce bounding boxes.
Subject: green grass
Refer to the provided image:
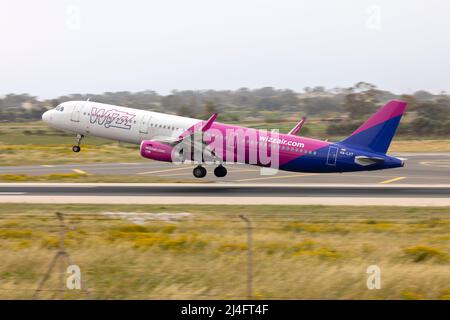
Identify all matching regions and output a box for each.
[0,122,111,145]
[1,122,449,166]
[0,204,449,299]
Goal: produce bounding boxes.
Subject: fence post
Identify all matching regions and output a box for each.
[239,215,253,300]
[57,212,65,299]
[33,212,91,299]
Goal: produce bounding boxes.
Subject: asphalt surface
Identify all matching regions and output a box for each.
[0,183,448,198]
[0,153,449,184]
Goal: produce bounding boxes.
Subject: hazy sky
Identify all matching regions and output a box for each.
[1,0,449,98]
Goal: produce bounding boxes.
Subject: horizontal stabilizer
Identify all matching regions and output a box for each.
[354,156,385,166]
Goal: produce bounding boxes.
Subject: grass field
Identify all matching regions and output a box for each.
[0,123,144,166]
[1,122,449,166]
[0,204,449,300]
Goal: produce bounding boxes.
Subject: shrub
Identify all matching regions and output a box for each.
[0,229,33,239]
[404,245,448,262]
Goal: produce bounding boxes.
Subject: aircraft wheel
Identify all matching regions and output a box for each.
[193,166,207,178]
[214,165,227,178]
[72,145,81,153]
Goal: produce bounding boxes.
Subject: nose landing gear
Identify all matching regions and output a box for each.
[72,134,84,153]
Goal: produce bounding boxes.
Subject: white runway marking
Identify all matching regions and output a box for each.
[0,192,27,195]
[138,166,194,175]
[0,182,449,188]
[72,168,90,175]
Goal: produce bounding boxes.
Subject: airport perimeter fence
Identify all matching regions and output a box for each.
[0,209,446,300]
[0,211,306,300]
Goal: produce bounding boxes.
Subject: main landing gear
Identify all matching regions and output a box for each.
[192,165,228,178]
[72,134,84,153]
[193,165,207,178]
[214,165,227,178]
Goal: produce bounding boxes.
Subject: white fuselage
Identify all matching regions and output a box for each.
[42,101,198,144]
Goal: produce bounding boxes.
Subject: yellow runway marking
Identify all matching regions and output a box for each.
[380,176,406,184]
[235,173,318,182]
[138,166,194,175]
[72,169,90,175]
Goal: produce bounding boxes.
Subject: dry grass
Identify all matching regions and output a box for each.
[389,139,450,152]
[0,144,144,166]
[1,121,449,166]
[1,140,448,167]
[0,204,448,300]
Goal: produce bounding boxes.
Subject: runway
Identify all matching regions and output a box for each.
[1,183,449,197]
[0,153,448,206]
[0,153,449,184]
[0,183,449,206]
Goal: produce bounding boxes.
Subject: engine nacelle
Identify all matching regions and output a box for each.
[140,140,182,163]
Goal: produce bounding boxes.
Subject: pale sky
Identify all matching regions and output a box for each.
[1,0,449,98]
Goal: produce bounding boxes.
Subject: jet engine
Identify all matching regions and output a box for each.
[140,140,183,163]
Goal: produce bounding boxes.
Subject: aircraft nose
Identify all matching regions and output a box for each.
[42,110,51,122]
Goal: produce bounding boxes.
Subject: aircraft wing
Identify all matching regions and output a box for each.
[149,113,219,146]
[178,113,218,140]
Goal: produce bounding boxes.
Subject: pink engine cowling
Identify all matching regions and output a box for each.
[140,140,181,162]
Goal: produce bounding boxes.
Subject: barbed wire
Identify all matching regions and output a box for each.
[0,287,312,300]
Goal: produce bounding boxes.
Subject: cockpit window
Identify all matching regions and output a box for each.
[55,105,64,112]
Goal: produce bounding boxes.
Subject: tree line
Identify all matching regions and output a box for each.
[0,83,448,136]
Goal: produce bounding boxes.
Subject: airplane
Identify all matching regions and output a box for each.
[42,99,407,178]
